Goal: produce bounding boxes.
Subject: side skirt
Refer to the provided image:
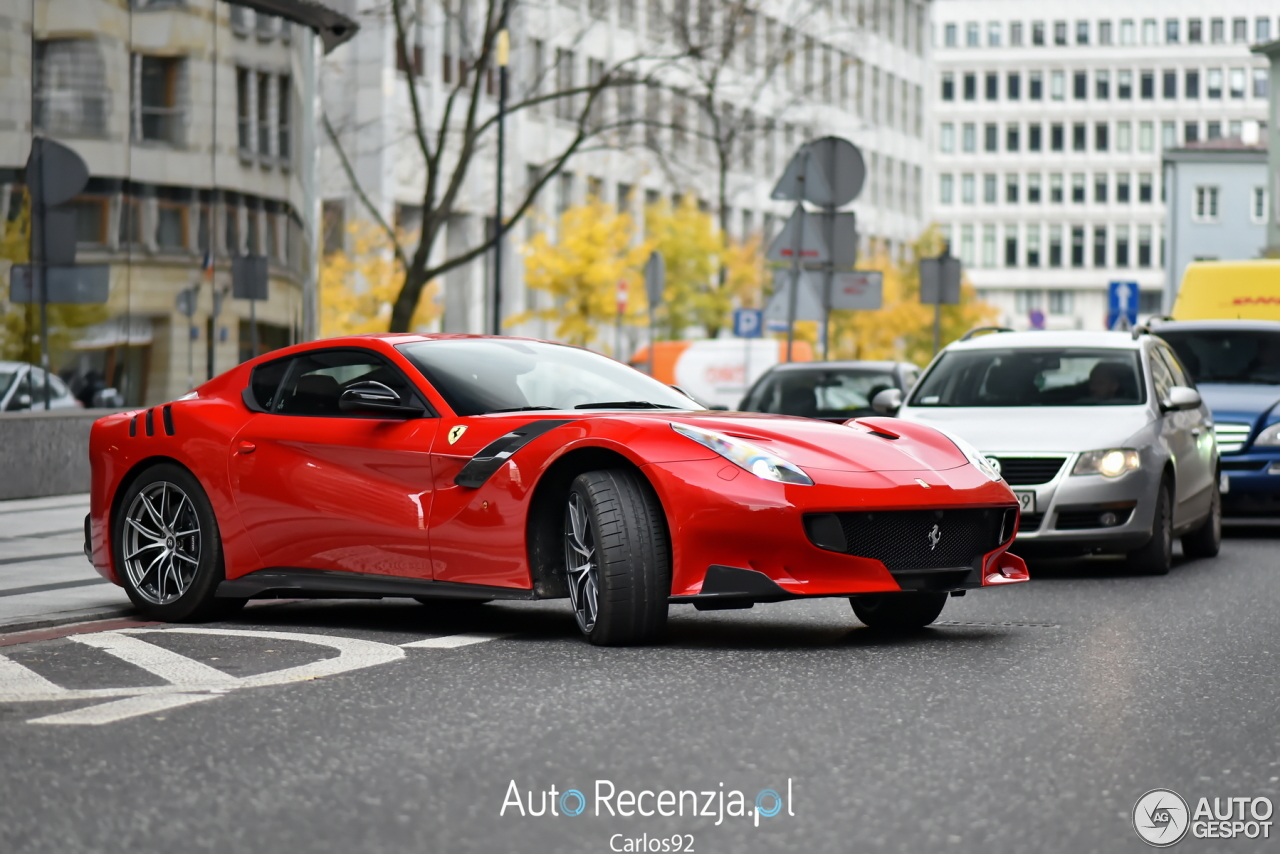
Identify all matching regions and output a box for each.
[217,568,539,601]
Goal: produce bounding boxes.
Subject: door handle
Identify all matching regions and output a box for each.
[237,441,257,455]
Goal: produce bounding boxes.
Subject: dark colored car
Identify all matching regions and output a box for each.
[738,361,921,423]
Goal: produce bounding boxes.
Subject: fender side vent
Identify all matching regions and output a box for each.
[162,405,175,436]
[129,415,137,437]
[144,409,154,437]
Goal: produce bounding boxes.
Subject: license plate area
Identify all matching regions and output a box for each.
[1014,491,1037,513]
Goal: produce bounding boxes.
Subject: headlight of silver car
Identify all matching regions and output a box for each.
[670,422,814,485]
[1252,423,1280,447]
[1072,449,1141,477]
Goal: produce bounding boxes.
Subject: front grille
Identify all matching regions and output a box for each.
[1214,423,1251,454]
[1221,459,1266,472]
[1019,512,1045,533]
[992,457,1066,485]
[816,508,1011,571]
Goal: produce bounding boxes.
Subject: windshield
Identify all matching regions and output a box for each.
[1158,330,1280,385]
[911,348,1145,407]
[396,339,701,416]
[742,369,898,418]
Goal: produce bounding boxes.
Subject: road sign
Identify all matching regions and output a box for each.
[920,253,962,305]
[176,286,199,318]
[9,264,110,304]
[809,211,857,269]
[766,210,829,263]
[232,255,269,301]
[1029,308,1046,330]
[1108,281,1138,330]
[764,269,824,322]
[644,251,665,306]
[830,271,884,311]
[733,308,763,338]
[771,137,865,207]
[26,137,90,209]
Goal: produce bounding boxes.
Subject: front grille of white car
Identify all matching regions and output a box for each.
[1214,423,1252,454]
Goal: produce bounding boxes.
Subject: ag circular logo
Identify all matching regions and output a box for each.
[1133,789,1190,847]
[984,456,1001,476]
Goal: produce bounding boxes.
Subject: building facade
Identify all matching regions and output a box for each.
[932,0,1274,330]
[0,0,353,408]
[320,0,931,349]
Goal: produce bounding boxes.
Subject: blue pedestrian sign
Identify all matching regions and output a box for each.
[733,308,763,338]
[1108,281,1139,330]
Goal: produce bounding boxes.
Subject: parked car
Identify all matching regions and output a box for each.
[739,360,920,422]
[0,362,82,411]
[1151,319,1280,516]
[881,329,1220,574]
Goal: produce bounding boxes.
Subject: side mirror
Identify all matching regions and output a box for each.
[1162,386,1202,412]
[871,387,903,415]
[338,381,423,417]
[12,393,32,410]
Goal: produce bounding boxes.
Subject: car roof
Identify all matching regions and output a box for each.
[1150,319,1280,332]
[761,360,908,372]
[946,330,1145,351]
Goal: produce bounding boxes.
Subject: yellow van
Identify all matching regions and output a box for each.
[1172,260,1280,320]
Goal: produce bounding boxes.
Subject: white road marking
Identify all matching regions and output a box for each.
[0,654,69,699]
[400,632,514,649]
[71,631,239,687]
[31,692,219,726]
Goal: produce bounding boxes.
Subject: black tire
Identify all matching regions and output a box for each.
[563,469,671,646]
[113,463,242,622]
[1181,481,1222,559]
[850,592,947,630]
[1129,477,1173,575]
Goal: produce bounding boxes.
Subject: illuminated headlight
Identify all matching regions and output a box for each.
[670,422,814,485]
[933,428,1002,482]
[1072,449,1141,477]
[1253,423,1280,447]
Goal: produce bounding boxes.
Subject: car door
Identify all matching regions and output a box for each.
[1147,345,1207,527]
[1153,343,1214,521]
[229,347,440,578]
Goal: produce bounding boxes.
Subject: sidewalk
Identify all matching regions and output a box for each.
[0,494,135,632]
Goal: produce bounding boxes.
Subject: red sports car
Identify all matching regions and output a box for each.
[86,335,1028,645]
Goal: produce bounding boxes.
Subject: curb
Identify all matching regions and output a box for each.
[0,605,139,636]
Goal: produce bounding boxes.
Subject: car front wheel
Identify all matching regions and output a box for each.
[850,592,947,630]
[563,469,670,646]
[1180,482,1221,559]
[1128,477,1173,575]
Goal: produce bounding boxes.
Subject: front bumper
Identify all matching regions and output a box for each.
[988,450,1160,555]
[1219,451,1280,515]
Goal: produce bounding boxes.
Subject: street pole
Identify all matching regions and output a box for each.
[932,300,941,356]
[492,1,510,336]
[820,203,834,361]
[785,145,809,364]
[29,140,51,410]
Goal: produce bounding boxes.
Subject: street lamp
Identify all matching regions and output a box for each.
[491,1,511,336]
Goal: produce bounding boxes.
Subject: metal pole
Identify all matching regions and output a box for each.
[932,301,941,356]
[32,141,50,410]
[785,148,808,363]
[647,306,655,376]
[821,203,835,361]
[492,2,510,336]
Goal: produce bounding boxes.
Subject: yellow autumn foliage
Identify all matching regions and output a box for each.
[320,220,440,337]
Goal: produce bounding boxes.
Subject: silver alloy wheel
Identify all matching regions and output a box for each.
[564,491,599,633]
[123,481,202,605]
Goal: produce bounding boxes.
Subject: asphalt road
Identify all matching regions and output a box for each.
[1,530,1278,854]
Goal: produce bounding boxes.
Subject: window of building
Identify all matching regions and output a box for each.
[941,72,954,100]
[157,199,187,251]
[71,196,108,245]
[1095,70,1109,99]
[1115,225,1130,266]
[1006,123,1020,151]
[277,76,291,162]
[1027,173,1042,203]
[963,122,976,152]
[1232,17,1247,42]
[1027,226,1041,266]
[1162,70,1176,99]
[236,67,252,151]
[1029,71,1043,100]
[1138,121,1153,151]
[939,174,954,204]
[1073,71,1087,99]
[940,122,955,152]
[1094,173,1108,203]
[1193,186,1220,221]
[1162,121,1177,148]
[1255,69,1270,99]
[1050,123,1064,151]
[1071,173,1086,203]
[1117,172,1131,202]
[1050,70,1064,100]
[1229,68,1245,99]
[1142,19,1158,44]
[1139,70,1154,99]
[1045,290,1072,315]
[1006,72,1021,100]
[959,224,975,266]
[1006,173,1019,203]
[132,54,186,145]
[1117,70,1132,99]
[967,22,980,46]
[1210,18,1224,43]
[1011,22,1023,46]
[33,38,110,138]
[1119,19,1135,45]
[1032,21,1045,46]
[1029,123,1042,151]
[1099,20,1112,45]
[1116,121,1131,151]
[984,123,998,152]
[1005,227,1018,266]
[1072,122,1086,152]
[1076,20,1089,44]
[961,173,975,204]
[1071,226,1085,267]
[1138,173,1153,203]
[1138,225,1152,267]
[1090,122,1108,152]
[983,224,997,266]
[1252,187,1269,223]
[984,173,998,204]
[1185,70,1200,99]
[1205,120,1219,140]
[1259,17,1273,43]
[256,72,271,155]
[1049,227,1063,267]
[963,72,976,100]
[986,72,999,100]
[988,21,1001,46]
[1017,290,1044,313]
[1166,19,1179,43]
[1054,21,1067,45]
[944,23,958,47]
[1205,68,1223,99]
[1050,172,1064,203]
[1189,18,1202,43]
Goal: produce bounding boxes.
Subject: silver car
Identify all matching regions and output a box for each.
[877,329,1220,574]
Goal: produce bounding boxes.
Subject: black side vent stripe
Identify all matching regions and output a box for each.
[144,409,154,437]
[129,415,137,437]
[162,405,175,436]
[454,420,576,489]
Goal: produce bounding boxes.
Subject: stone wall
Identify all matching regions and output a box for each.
[0,411,117,500]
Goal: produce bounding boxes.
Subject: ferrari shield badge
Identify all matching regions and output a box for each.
[448,425,467,445]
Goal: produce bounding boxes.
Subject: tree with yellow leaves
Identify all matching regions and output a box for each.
[513,198,649,348]
[320,220,441,337]
[827,226,996,365]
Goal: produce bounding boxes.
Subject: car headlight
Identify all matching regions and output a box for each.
[670,422,814,485]
[1253,423,1280,447]
[1072,449,1141,477]
[932,428,1003,482]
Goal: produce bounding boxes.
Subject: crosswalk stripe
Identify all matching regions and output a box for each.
[71,632,239,688]
[400,632,514,649]
[30,692,219,726]
[0,654,69,699]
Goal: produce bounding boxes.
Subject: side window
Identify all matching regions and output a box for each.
[1156,345,1193,388]
[1148,348,1175,403]
[248,357,291,411]
[274,349,422,417]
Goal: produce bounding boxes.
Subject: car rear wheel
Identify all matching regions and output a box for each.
[1180,481,1222,559]
[1128,478,1173,575]
[564,470,670,646]
[850,592,947,630]
[114,463,243,622]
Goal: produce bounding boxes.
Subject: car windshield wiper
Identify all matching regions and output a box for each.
[574,401,682,409]
[487,405,559,413]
